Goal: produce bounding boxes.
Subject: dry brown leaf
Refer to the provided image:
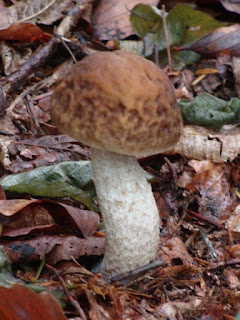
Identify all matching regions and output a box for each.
[93,0,159,40]
[0,42,32,75]
[0,199,100,238]
[2,235,105,263]
[0,0,76,29]
[159,237,194,265]
[189,24,240,58]
[220,0,240,14]
[157,299,202,320]
[186,160,232,220]
[0,134,89,173]
[224,268,240,289]
[0,22,51,42]
[171,125,240,162]
[0,284,67,320]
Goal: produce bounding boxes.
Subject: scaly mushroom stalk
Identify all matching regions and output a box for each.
[91,148,159,277]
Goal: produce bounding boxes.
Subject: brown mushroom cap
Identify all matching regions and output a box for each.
[51,50,183,157]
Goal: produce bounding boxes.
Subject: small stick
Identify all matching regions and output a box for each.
[25,94,42,135]
[161,5,173,70]
[109,258,165,284]
[14,140,90,157]
[154,42,159,67]
[0,83,8,115]
[45,263,87,320]
[59,36,78,64]
[199,227,219,261]
[4,37,58,93]
[187,209,224,229]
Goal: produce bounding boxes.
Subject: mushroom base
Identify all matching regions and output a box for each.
[91,148,160,278]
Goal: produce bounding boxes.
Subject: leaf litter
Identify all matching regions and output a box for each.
[1,0,240,319]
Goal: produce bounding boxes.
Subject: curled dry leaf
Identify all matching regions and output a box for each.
[157,299,202,320]
[159,237,194,265]
[0,0,76,29]
[2,235,105,264]
[0,22,51,42]
[93,0,159,40]
[220,0,240,15]
[188,24,240,58]
[0,198,100,238]
[186,160,232,220]
[171,125,240,162]
[0,284,67,320]
[0,42,32,75]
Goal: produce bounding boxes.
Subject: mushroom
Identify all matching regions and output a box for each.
[50,50,183,278]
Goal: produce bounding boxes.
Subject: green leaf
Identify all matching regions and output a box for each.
[130,4,163,39]
[228,97,240,123]
[0,161,96,210]
[158,49,201,70]
[170,4,225,46]
[178,93,238,130]
[130,3,225,68]
[155,7,184,51]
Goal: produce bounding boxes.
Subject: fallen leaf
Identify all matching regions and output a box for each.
[0,42,32,75]
[93,0,159,40]
[0,22,51,42]
[159,237,194,265]
[0,0,77,29]
[2,235,105,264]
[178,93,240,130]
[0,198,100,238]
[220,0,240,14]
[0,161,95,209]
[0,284,67,320]
[171,125,240,162]
[187,160,232,220]
[187,24,240,58]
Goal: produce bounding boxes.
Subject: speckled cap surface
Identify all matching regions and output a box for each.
[50,50,183,157]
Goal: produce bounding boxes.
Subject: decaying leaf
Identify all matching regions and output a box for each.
[186,160,232,220]
[220,0,240,15]
[0,284,67,320]
[93,0,159,40]
[0,0,76,29]
[2,235,105,264]
[0,42,32,75]
[0,22,51,42]
[157,299,202,320]
[171,125,240,162]
[159,237,194,265]
[187,24,240,58]
[0,198,100,238]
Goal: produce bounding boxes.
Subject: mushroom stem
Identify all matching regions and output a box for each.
[91,148,160,278]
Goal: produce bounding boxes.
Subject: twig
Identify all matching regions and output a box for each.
[60,37,78,64]
[0,83,8,115]
[25,94,42,135]
[33,257,46,282]
[109,258,165,285]
[199,227,219,261]
[14,140,90,157]
[4,0,93,110]
[56,0,93,37]
[161,5,173,70]
[4,37,58,93]
[154,42,159,67]
[45,263,87,320]
[187,209,225,229]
